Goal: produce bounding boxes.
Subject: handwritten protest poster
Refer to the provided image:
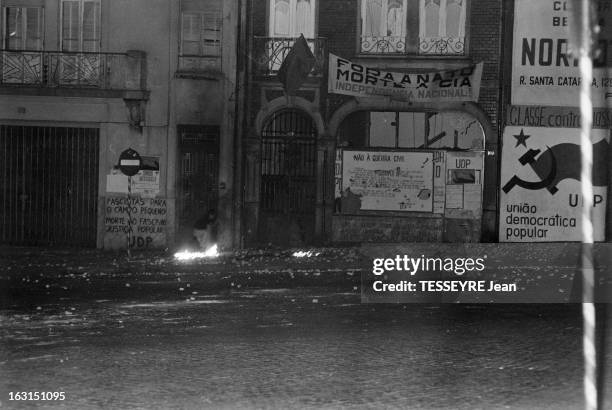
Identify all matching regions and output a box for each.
[341,150,433,212]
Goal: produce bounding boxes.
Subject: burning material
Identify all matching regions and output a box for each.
[174,244,219,261]
[292,250,321,258]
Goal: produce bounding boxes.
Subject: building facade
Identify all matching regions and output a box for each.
[8,1,603,249]
[239,0,504,246]
[0,0,239,250]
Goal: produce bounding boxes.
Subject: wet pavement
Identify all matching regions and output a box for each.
[1,246,611,409]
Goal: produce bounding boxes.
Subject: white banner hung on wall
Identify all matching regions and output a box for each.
[499,127,609,242]
[341,150,434,212]
[328,53,482,103]
[511,0,612,107]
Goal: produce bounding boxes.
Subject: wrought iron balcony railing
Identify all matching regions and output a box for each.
[252,37,327,77]
[361,35,407,54]
[360,35,465,55]
[419,36,465,55]
[1,50,146,89]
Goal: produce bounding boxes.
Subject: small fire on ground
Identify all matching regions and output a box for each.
[174,244,219,260]
[292,250,321,258]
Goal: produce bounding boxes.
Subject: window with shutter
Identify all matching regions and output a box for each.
[25,7,42,50]
[179,0,222,72]
[201,13,221,56]
[181,13,202,56]
[82,1,100,52]
[180,13,221,57]
[58,0,101,86]
[3,6,43,51]
[61,0,100,52]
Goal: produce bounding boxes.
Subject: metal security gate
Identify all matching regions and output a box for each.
[0,125,99,247]
[177,125,219,243]
[260,109,317,245]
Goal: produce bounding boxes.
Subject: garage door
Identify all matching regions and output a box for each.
[0,125,99,247]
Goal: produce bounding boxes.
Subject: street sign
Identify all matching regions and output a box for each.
[118,148,141,177]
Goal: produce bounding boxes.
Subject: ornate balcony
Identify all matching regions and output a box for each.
[419,36,465,55]
[252,37,327,77]
[360,36,406,54]
[359,35,465,55]
[0,50,146,90]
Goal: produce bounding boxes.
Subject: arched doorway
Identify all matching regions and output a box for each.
[259,109,317,246]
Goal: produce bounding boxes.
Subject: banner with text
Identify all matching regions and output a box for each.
[328,53,482,103]
[512,0,612,107]
[500,127,609,242]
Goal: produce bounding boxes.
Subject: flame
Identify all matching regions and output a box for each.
[203,244,219,257]
[292,250,321,258]
[174,244,219,260]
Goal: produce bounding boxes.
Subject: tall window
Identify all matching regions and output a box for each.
[3,7,43,50]
[265,0,316,73]
[359,0,466,55]
[179,0,222,72]
[361,0,407,53]
[61,0,100,52]
[181,13,221,58]
[419,0,466,54]
[269,0,315,38]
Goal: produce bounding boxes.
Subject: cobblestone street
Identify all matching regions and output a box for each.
[1,246,611,409]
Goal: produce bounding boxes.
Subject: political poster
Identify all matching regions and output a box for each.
[499,127,609,242]
[328,53,482,103]
[341,150,434,212]
[511,0,612,107]
[104,196,167,249]
[445,151,484,215]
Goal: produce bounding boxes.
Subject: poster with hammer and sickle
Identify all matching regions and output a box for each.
[500,127,609,242]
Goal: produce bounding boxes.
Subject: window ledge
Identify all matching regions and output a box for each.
[0,85,149,99]
[355,53,472,62]
[350,54,474,72]
[174,69,224,81]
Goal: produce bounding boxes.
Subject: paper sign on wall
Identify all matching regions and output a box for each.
[341,150,434,212]
[106,156,160,198]
[444,151,484,214]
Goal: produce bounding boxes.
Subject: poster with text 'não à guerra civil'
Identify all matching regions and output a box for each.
[341,150,434,212]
